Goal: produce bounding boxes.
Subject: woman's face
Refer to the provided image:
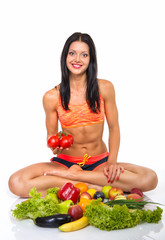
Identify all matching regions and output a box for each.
[66,41,90,76]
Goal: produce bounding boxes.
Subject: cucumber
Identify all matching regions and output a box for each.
[35,214,72,228]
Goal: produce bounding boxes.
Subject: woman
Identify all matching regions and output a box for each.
[8,32,158,197]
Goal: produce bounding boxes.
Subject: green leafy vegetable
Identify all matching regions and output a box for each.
[12,187,60,220]
[142,207,163,223]
[84,199,163,231]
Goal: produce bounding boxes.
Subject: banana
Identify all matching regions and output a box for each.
[58,216,89,232]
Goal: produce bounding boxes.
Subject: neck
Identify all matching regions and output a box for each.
[69,73,87,91]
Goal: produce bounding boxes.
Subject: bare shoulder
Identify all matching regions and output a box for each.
[98,79,115,100]
[43,85,60,110]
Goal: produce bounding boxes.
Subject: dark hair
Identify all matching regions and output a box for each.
[60,32,100,113]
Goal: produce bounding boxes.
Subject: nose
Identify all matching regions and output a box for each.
[75,54,80,62]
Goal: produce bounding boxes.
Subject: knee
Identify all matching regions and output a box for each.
[8,173,28,197]
[142,169,158,191]
[150,170,158,190]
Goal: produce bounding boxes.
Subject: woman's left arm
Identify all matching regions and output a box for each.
[100,80,124,183]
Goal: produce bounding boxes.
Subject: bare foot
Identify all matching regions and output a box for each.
[68,165,83,173]
[44,164,103,191]
[44,164,82,180]
[44,168,68,178]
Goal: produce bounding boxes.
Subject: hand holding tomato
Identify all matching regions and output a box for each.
[47,131,74,151]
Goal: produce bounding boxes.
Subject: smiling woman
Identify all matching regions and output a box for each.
[67,41,90,71]
[8,32,158,197]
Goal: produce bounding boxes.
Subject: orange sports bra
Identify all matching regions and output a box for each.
[57,94,105,128]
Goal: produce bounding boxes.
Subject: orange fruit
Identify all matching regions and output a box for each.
[78,198,92,212]
[74,183,88,193]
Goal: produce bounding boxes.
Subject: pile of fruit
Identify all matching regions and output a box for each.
[12,182,163,232]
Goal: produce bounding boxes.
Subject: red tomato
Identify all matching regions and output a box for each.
[67,134,74,145]
[59,136,72,148]
[56,132,65,139]
[47,135,60,148]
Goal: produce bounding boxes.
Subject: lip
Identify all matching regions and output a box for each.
[72,64,82,69]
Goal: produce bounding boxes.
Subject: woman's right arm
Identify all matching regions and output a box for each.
[43,88,59,153]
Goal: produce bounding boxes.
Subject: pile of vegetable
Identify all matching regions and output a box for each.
[84,199,163,231]
[11,187,74,220]
[11,182,163,232]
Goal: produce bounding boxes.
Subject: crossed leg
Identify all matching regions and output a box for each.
[8,162,101,197]
[8,161,158,197]
[44,162,158,193]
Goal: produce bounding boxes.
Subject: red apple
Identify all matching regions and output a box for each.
[127,193,142,201]
[109,187,124,200]
[131,188,143,197]
[68,205,83,221]
[79,192,92,200]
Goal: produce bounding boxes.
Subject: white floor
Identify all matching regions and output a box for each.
[1,169,165,240]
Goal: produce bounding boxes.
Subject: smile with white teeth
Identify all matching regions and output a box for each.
[72,64,82,69]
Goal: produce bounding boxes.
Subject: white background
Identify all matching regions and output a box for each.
[0,1,165,239]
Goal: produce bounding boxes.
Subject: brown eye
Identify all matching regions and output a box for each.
[82,53,88,57]
[68,51,74,56]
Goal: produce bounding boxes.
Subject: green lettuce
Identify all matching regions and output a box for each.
[84,199,163,231]
[12,187,60,220]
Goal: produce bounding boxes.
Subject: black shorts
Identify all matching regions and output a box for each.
[50,152,109,171]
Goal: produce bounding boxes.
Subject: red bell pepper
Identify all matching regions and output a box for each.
[57,182,80,204]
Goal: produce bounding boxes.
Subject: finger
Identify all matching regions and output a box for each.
[115,165,124,180]
[51,147,59,154]
[52,149,59,155]
[59,147,64,153]
[115,167,121,180]
[56,147,64,155]
[108,165,116,183]
[121,166,125,173]
[51,147,59,150]
[52,146,61,150]
[110,170,117,183]
[103,166,109,179]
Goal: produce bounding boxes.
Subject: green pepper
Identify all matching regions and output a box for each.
[57,200,74,214]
